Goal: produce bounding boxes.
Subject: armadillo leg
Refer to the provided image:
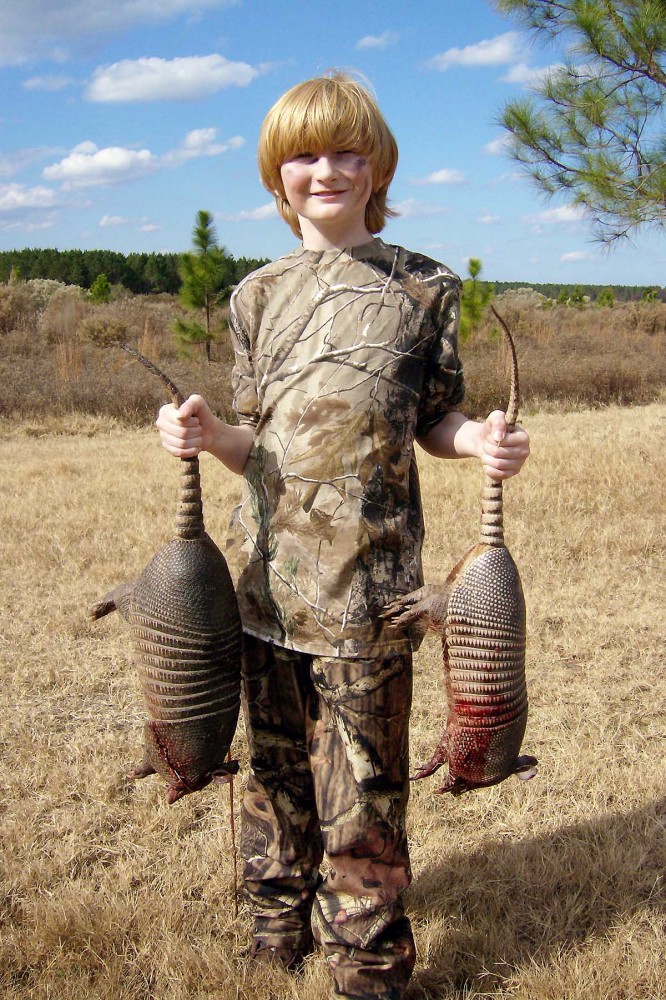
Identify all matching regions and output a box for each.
[128,755,157,780]
[88,581,136,622]
[411,734,449,781]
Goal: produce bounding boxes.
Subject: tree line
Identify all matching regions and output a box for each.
[0,248,269,295]
[492,281,665,303]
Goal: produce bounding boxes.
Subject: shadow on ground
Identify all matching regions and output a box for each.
[406,796,665,997]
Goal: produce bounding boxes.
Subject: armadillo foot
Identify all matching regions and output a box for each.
[87,581,135,622]
[88,599,113,620]
[411,746,448,782]
[382,585,448,634]
[436,774,477,796]
[166,785,188,805]
[128,759,157,780]
[212,760,240,785]
[512,755,539,780]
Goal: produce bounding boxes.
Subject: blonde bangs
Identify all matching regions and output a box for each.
[258,72,398,238]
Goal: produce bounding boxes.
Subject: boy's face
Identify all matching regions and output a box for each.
[280,150,373,247]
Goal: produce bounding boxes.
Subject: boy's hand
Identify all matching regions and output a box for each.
[479,409,530,481]
[156,394,216,458]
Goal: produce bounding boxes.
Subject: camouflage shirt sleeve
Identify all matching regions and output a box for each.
[229,288,260,427]
[415,275,465,438]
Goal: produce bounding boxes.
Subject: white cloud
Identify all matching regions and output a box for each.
[428,31,523,71]
[43,129,244,191]
[23,75,75,91]
[99,214,128,227]
[411,168,467,186]
[99,213,160,232]
[87,54,260,103]
[356,31,398,50]
[484,134,511,156]
[0,182,60,212]
[0,146,62,178]
[501,62,564,87]
[163,128,245,165]
[477,214,500,224]
[225,202,279,221]
[524,205,588,224]
[391,198,451,219]
[43,142,158,188]
[0,216,57,233]
[488,170,524,186]
[0,1,238,67]
[561,250,592,262]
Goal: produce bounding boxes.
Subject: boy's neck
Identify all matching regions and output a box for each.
[299,217,374,252]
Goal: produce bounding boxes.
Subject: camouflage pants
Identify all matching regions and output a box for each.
[240,634,416,1000]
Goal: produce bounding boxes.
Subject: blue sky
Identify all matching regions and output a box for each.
[1,0,664,285]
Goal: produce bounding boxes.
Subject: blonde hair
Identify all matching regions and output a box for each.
[258,71,399,238]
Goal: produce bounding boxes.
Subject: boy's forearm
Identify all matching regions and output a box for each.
[417,411,482,461]
[207,421,255,475]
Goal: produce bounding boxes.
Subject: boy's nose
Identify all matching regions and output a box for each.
[314,154,339,178]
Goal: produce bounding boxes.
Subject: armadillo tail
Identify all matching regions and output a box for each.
[120,344,185,408]
[490,306,519,430]
[119,345,205,541]
[478,308,520,548]
[175,457,205,540]
[479,477,505,546]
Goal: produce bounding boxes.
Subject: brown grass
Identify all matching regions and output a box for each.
[1,403,664,998]
[0,287,664,424]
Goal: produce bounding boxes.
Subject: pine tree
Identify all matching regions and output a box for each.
[460,257,493,339]
[174,210,235,362]
[492,0,666,243]
[90,273,111,304]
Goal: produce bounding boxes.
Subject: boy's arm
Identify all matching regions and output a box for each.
[417,409,529,481]
[156,394,254,475]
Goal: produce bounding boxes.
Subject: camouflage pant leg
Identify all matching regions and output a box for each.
[240,635,323,953]
[309,650,416,1000]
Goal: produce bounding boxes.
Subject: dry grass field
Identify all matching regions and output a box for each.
[1,402,664,1000]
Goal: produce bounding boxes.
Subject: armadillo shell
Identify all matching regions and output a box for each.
[444,544,528,791]
[128,534,242,798]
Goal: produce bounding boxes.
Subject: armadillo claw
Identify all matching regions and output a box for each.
[381,585,448,633]
[411,742,448,782]
[88,599,114,621]
[436,775,476,796]
[88,581,135,622]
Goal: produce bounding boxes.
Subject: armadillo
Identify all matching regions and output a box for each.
[89,348,243,804]
[384,308,537,795]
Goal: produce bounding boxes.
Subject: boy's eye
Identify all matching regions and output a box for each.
[285,150,367,167]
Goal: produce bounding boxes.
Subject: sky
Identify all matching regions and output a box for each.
[1,0,664,286]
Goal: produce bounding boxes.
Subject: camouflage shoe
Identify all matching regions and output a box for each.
[248,936,314,973]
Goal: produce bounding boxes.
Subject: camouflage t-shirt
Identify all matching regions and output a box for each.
[226,236,464,657]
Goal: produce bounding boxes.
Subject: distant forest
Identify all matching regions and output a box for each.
[493,280,665,303]
[0,248,663,301]
[0,248,270,295]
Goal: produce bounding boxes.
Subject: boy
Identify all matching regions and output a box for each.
[157,73,529,1000]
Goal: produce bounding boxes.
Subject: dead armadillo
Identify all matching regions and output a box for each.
[384,307,538,795]
[89,347,243,804]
